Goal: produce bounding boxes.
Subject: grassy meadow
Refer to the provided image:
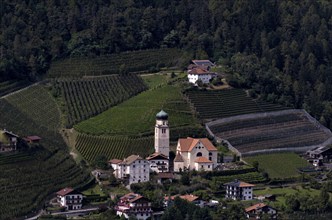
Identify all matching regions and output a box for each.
[244,153,309,179]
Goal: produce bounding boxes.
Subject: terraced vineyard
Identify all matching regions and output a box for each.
[0,80,30,97]
[0,86,89,219]
[185,89,288,119]
[48,48,182,77]
[5,85,61,130]
[207,110,332,155]
[75,83,198,135]
[75,134,154,162]
[54,74,147,126]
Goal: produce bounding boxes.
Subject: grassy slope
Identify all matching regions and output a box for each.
[244,153,309,179]
[74,76,198,135]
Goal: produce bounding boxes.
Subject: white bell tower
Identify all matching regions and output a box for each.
[155,110,169,157]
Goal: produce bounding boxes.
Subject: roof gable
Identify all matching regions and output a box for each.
[146,152,169,160]
[178,137,217,152]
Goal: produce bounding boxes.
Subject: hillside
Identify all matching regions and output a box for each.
[185,89,288,120]
[207,110,332,155]
[53,74,148,126]
[48,48,183,77]
[0,85,90,219]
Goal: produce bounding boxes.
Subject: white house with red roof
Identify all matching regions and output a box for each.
[245,203,277,219]
[56,187,83,210]
[187,59,216,85]
[225,180,255,201]
[173,137,218,171]
[187,67,216,85]
[115,192,153,220]
[110,155,149,185]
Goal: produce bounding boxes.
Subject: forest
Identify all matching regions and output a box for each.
[1,0,332,127]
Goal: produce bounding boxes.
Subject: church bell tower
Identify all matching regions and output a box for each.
[154,110,169,157]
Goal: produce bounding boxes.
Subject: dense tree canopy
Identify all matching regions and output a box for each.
[1,0,332,126]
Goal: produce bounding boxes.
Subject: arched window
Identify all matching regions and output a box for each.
[209,152,212,156]
[196,152,202,157]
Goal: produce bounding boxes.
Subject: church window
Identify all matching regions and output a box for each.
[162,129,166,133]
[196,152,202,157]
[209,152,212,156]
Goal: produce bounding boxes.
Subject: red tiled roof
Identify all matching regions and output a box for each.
[225,180,255,188]
[188,68,211,75]
[25,136,41,141]
[165,194,199,202]
[245,203,267,212]
[178,137,217,152]
[109,159,122,164]
[157,172,174,179]
[146,152,169,160]
[194,157,213,163]
[56,187,74,196]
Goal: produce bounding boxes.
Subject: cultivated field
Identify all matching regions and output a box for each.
[207,110,332,155]
[75,83,199,135]
[0,80,30,97]
[185,89,288,119]
[75,134,154,163]
[244,153,309,179]
[48,48,183,77]
[54,74,147,126]
[0,86,89,219]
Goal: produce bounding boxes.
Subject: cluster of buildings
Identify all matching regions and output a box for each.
[187,60,217,85]
[0,129,41,152]
[109,110,219,185]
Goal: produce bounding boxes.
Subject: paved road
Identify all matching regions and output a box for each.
[24,207,100,220]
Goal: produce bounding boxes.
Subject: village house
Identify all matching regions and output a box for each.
[245,203,277,219]
[23,135,42,144]
[146,152,169,173]
[187,59,216,85]
[0,129,19,152]
[115,192,153,220]
[164,194,205,207]
[173,137,218,172]
[56,187,83,210]
[306,146,332,166]
[110,155,150,185]
[225,180,255,201]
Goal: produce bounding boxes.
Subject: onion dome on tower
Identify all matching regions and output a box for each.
[156,110,168,120]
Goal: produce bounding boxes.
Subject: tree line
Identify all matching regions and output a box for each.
[1,0,332,126]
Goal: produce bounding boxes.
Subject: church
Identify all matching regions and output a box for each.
[150,110,218,172]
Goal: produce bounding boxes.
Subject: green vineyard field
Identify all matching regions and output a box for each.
[54,74,148,126]
[75,83,199,135]
[0,86,89,219]
[185,89,289,119]
[0,80,31,97]
[48,48,183,77]
[75,134,154,162]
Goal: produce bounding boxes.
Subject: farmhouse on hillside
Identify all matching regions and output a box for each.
[0,129,19,152]
[115,192,153,220]
[187,59,217,85]
[306,145,332,165]
[110,155,150,185]
[56,187,83,210]
[245,203,277,219]
[225,180,255,201]
[173,137,218,171]
[164,194,205,207]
